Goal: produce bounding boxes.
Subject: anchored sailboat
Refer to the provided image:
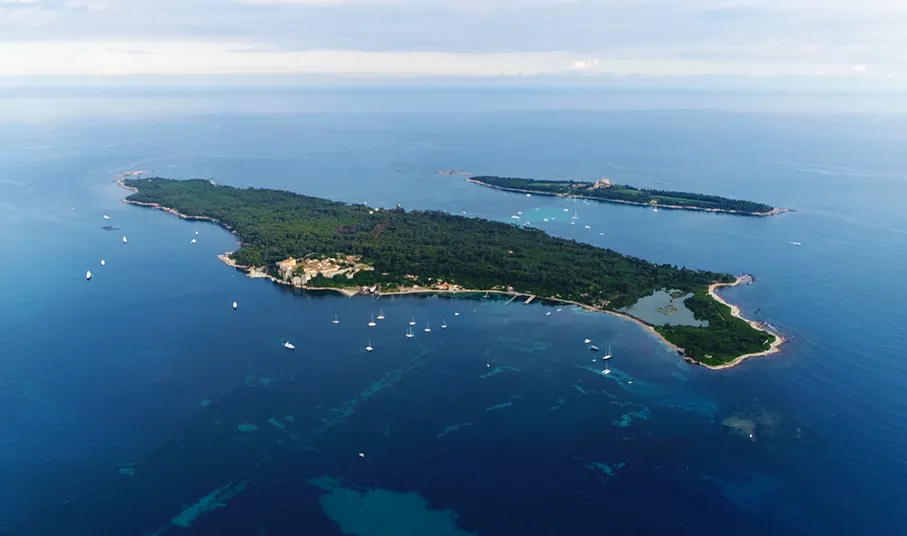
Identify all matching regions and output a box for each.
[366,339,373,352]
[405,326,415,338]
[377,308,385,320]
[332,314,340,324]
[602,345,613,375]
[368,315,376,327]
[409,316,416,326]
[424,322,431,333]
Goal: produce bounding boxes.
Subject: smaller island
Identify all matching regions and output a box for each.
[468,176,783,216]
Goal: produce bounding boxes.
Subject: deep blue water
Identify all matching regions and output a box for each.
[2,106,907,535]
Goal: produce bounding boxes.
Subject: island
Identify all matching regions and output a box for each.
[468,176,783,216]
[122,177,784,369]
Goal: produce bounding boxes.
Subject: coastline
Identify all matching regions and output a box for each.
[120,179,777,370]
[373,288,684,354]
[466,178,789,217]
[698,276,787,370]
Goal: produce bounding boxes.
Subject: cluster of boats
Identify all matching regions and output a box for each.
[586,339,614,374]
[86,214,198,281]
[281,308,451,353]
[281,307,616,376]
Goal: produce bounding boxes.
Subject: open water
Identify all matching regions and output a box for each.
[1,98,906,535]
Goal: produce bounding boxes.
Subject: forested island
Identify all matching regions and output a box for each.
[469,176,781,216]
[123,177,782,368]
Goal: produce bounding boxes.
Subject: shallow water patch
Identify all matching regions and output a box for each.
[588,461,626,481]
[308,476,476,536]
[436,422,474,438]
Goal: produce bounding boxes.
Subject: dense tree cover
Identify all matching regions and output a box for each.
[471,176,775,215]
[126,177,773,364]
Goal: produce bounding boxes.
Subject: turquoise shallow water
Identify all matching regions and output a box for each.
[1,107,906,535]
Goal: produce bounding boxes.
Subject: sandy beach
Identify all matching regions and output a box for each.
[700,276,787,370]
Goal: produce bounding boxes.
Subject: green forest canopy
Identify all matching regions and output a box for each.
[125,178,776,366]
[470,175,775,214]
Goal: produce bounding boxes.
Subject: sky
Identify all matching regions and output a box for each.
[1,0,906,89]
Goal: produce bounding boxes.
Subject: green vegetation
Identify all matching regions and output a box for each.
[125,177,775,365]
[470,176,775,215]
[656,289,774,366]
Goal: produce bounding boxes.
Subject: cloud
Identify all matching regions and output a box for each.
[571,58,600,71]
[0,0,904,85]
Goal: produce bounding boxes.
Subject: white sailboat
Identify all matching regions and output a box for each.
[441,319,447,329]
[602,345,612,374]
[332,314,340,324]
[584,338,591,344]
[85,270,92,280]
[573,210,578,220]
[232,301,238,310]
[584,225,591,230]
[405,326,415,338]
[122,236,128,244]
[283,341,295,350]
[454,312,460,316]
[368,315,376,327]
[103,214,110,220]
[424,322,431,333]
[190,238,197,244]
[195,231,199,235]
[377,308,385,320]
[366,339,373,352]
[409,316,416,326]
[100,259,105,266]
[564,208,569,212]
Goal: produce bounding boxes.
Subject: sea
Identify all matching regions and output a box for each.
[1,90,906,536]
